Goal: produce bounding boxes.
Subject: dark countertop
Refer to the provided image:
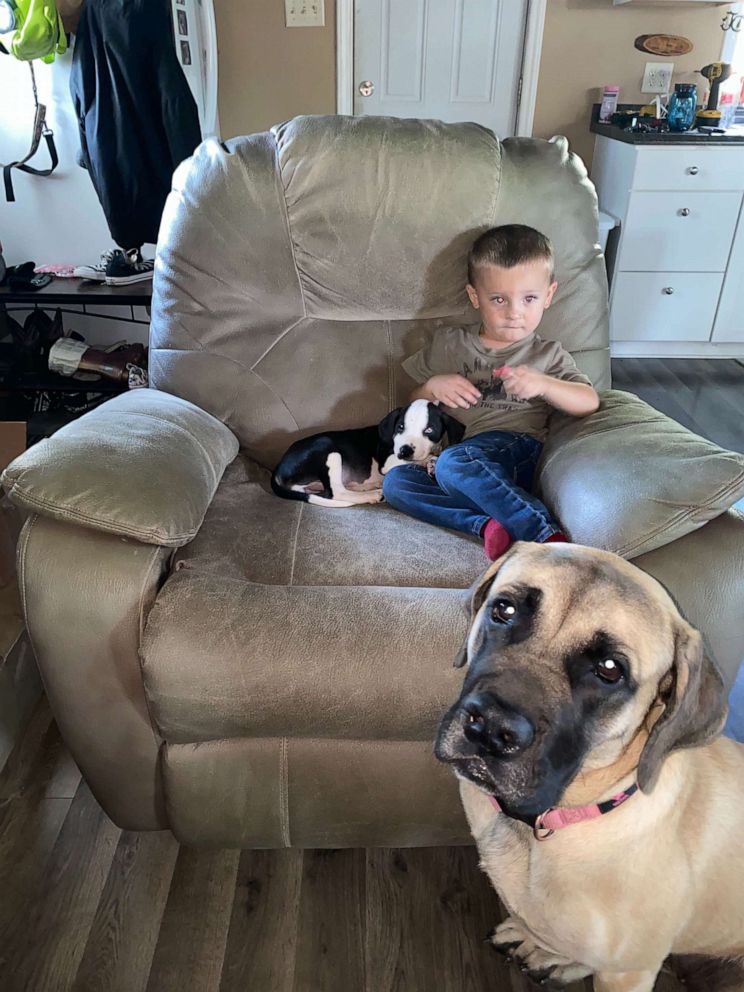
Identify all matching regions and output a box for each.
[590,103,744,145]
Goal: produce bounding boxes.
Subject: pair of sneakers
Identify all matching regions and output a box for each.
[73,248,154,286]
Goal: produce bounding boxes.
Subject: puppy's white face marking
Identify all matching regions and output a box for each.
[393,398,438,462]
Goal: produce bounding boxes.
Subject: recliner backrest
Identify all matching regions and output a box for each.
[150,115,609,468]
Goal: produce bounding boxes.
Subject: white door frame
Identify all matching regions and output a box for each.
[335,0,547,137]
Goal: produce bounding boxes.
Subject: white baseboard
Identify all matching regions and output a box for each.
[611,341,744,360]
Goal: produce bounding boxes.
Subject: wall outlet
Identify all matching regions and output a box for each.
[641,62,674,95]
[285,0,324,27]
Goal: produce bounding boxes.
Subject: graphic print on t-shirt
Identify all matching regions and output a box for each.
[461,356,528,410]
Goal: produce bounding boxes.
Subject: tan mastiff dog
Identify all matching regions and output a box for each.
[435,542,744,992]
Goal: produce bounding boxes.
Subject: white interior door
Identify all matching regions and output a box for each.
[353,0,529,136]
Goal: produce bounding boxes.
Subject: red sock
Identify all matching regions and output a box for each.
[481,519,513,561]
[543,532,568,543]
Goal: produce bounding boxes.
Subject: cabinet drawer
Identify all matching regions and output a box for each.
[633,147,744,192]
[610,272,723,342]
[618,191,742,272]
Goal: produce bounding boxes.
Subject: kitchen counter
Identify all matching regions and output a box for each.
[590,104,744,144]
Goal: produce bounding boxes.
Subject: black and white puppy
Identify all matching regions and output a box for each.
[271,399,465,508]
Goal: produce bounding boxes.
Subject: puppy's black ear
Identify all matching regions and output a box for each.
[638,623,727,793]
[454,548,515,668]
[378,407,403,444]
[440,412,465,445]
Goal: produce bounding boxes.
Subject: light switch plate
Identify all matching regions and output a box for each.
[285,0,325,27]
[641,62,674,95]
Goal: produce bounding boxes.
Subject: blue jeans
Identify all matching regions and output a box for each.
[382,430,560,542]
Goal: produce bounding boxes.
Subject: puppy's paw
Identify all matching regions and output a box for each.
[425,454,439,477]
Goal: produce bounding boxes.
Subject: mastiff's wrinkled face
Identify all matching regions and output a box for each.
[435,542,726,822]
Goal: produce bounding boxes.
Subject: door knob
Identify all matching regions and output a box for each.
[662,287,675,295]
[686,166,699,175]
[678,208,690,216]
[358,80,374,97]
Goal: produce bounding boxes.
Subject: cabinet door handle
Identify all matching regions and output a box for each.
[678,207,691,216]
[662,287,675,295]
[686,166,699,175]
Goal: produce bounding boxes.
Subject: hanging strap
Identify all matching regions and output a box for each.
[2,62,59,202]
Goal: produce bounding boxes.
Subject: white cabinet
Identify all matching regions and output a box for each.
[611,272,724,342]
[714,200,744,343]
[591,136,744,357]
[619,192,741,272]
[631,146,744,191]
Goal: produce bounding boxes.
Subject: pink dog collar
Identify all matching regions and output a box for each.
[489,784,638,841]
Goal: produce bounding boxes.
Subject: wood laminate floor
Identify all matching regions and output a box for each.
[0,698,683,992]
[612,357,744,454]
[2,358,742,992]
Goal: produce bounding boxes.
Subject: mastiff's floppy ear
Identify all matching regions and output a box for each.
[453,547,517,668]
[378,407,404,445]
[638,623,728,793]
[441,411,465,445]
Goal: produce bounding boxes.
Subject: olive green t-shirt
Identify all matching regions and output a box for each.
[402,326,591,441]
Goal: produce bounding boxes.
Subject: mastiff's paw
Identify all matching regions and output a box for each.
[425,454,439,477]
[487,917,592,988]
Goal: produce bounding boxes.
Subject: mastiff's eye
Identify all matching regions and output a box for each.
[492,598,517,624]
[594,658,624,684]
[395,424,405,434]
[424,427,434,435]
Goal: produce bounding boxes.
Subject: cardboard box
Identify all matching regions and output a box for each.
[0,422,25,587]
[0,422,39,775]
[0,422,25,473]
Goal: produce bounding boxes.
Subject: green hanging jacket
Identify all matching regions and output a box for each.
[8,0,67,63]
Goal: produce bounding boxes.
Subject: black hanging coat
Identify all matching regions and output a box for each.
[69,0,201,249]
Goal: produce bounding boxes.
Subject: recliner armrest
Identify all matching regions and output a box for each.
[536,389,744,558]
[2,390,239,547]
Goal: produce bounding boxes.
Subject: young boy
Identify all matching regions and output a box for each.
[383,224,600,559]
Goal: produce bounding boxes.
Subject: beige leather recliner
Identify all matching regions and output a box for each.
[4,116,744,848]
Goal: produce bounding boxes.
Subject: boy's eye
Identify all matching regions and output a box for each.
[525,296,537,303]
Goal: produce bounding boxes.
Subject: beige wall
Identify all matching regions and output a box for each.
[533,0,726,169]
[214,0,724,168]
[214,0,337,140]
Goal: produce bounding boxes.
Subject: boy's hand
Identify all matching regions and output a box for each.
[425,374,481,409]
[493,365,547,401]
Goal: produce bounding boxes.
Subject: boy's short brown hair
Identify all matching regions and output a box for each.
[467,224,554,285]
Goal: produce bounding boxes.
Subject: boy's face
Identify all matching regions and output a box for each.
[466,261,557,345]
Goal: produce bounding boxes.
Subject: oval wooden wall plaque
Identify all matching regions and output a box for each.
[635,35,693,57]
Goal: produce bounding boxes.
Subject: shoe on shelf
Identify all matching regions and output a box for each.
[73,248,122,282]
[104,249,154,286]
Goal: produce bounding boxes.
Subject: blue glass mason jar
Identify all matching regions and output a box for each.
[667,83,697,132]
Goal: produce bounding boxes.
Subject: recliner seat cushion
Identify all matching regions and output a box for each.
[141,455,482,745]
